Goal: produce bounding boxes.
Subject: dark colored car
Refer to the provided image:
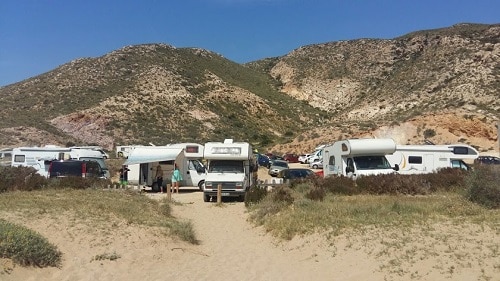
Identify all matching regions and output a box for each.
[277,168,315,180]
[256,153,270,167]
[48,160,106,178]
[282,153,299,163]
[474,156,500,165]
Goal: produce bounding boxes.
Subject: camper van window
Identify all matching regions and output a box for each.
[329,156,335,165]
[14,155,25,163]
[159,160,174,165]
[408,156,423,164]
[452,147,469,155]
[185,146,199,153]
[341,144,348,152]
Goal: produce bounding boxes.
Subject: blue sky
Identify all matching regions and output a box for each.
[0,0,498,86]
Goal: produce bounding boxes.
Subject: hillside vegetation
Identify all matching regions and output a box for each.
[0,23,498,154]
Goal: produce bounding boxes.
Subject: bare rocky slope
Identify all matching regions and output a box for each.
[0,23,498,155]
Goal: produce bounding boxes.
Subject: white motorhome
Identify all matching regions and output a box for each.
[70,146,109,159]
[322,138,398,179]
[11,146,110,178]
[115,145,143,158]
[203,139,258,202]
[124,143,206,191]
[385,144,479,174]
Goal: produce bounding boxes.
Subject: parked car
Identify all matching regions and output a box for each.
[298,154,310,164]
[268,160,289,177]
[256,153,270,167]
[282,153,299,163]
[48,160,106,178]
[278,168,315,180]
[309,159,323,169]
[474,156,500,165]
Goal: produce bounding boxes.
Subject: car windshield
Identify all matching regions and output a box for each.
[353,156,392,170]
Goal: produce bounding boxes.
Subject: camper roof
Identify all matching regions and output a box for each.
[124,147,184,165]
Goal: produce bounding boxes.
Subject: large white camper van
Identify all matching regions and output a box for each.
[202,139,257,202]
[11,146,109,178]
[124,143,206,191]
[385,144,479,174]
[322,138,398,179]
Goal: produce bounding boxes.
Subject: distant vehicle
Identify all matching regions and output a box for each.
[268,160,289,177]
[70,146,109,159]
[474,156,500,165]
[309,159,323,169]
[278,168,315,180]
[48,160,106,178]
[298,154,310,164]
[282,153,299,163]
[386,144,479,174]
[11,146,109,178]
[256,153,270,167]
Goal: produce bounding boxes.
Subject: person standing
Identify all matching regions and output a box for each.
[155,164,163,193]
[171,163,183,193]
[119,165,130,186]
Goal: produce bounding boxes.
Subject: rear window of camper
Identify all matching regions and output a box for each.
[452,147,469,155]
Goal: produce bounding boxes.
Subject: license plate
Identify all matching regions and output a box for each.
[221,193,230,196]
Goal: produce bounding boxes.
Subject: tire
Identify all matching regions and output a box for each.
[238,195,245,202]
[198,180,205,192]
[203,193,210,202]
[117,152,123,158]
[312,164,318,169]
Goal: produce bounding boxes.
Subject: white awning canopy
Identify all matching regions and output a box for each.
[123,147,184,165]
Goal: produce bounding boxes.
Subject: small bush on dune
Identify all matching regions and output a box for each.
[0,219,62,267]
[245,185,268,207]
[466,165,500,209]
[311,175,359,195]
[0,166,48,192]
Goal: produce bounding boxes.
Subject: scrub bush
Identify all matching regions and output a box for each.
[466,165,500,209]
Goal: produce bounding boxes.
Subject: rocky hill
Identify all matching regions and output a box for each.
[0,23,498,155]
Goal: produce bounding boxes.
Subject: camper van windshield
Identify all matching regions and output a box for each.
[209,160,244,173]
[353,156,392,170]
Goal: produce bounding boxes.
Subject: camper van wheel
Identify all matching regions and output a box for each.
[117,152,123,158]
[203,194,210,202]
[238,195,245,202]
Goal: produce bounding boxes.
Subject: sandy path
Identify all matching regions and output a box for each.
[164,188,375,281]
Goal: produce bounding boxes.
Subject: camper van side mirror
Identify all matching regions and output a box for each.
[393,164,399,171]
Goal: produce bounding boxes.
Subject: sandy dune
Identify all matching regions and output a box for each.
[1,165,499,280]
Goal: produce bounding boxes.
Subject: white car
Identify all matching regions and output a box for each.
[298,154,310,164]
[309,159,323,169]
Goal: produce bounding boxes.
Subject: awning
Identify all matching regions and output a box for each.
[124,147,183,165]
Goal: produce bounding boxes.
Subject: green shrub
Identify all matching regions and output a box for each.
[245,186,268,207]
[304,184,326,201]
[271,186,295,204]
[0,166,48,192]
[466,165,500,209]
[311,175,359,195]
[0,219,62,267]
[421,167,467,192]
